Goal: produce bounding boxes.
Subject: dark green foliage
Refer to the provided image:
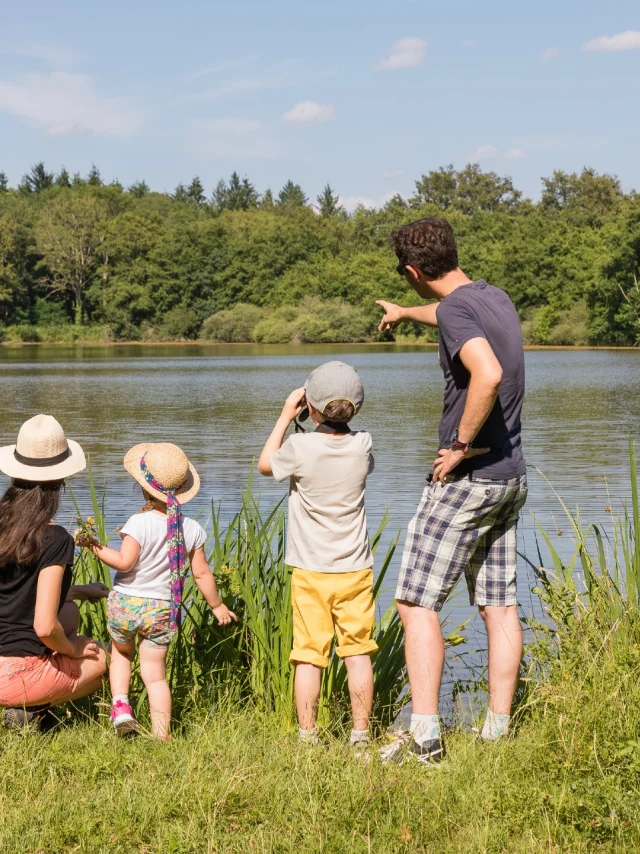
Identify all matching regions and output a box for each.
[56,168,71,189]
[316,184,344,218]
[0,172,9,192]
[0,163,637,343]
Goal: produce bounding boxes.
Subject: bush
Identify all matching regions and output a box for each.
[156,306,201,340]
[252,299,376,344]
[546,301,589,346]
[253,305,298,343]
[200,303,264,342]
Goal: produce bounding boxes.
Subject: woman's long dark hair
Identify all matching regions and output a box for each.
[0,479,63,568]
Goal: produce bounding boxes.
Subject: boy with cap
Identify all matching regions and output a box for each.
[258,361,377,748]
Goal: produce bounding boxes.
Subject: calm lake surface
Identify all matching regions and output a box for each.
[4,344,640,704]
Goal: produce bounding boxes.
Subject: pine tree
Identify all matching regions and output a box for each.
[316,183,344,217]
[72,172,86,187]
[22,162,55,193]
[211,179,228,210]
[223,172,259,210]
[110,179,124,191]
[56,168,71,188]
[173,183,189,203]
[278,180,307,208]
[0,172,7,193]
[128,180,150,198]
[240,177,259,209]
[260,188,275,209]
[87,164,102,186]
[187,176,206,206]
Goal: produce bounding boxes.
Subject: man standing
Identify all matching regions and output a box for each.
[377,217,527,765]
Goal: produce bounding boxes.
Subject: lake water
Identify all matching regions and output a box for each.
[4,344,640,705]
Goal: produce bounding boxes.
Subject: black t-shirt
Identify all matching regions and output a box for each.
[0,525,75,658]
[436,280,526,480]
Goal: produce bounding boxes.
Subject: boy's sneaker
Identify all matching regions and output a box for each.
[379,729,446,766]
[110,700,137,735]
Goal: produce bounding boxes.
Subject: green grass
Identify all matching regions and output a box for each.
[3,447,640,851]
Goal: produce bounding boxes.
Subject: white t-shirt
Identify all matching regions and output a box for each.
[113,511,207,600]
[270,430,374,573]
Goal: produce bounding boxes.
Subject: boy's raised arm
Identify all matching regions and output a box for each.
[257,387,306,476]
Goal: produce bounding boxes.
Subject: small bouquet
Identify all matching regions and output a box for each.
[74,515,100,547]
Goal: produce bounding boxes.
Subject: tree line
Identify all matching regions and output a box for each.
[0,161,638,346]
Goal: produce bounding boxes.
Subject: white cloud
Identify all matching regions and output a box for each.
[187,75,289,101]
[469,144,499,161]
[376,38,427,70]
[0,72,144,137]
[184,55,261,80]
[338,191,401,214]
[540,46,560,62]
[186,119,282,160]
[204,118,262,133]
[582,31,640,53]
[283,100,335,126]
[505,147,526,160]
[0,40,79,67]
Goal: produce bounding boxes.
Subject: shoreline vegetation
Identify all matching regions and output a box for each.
[1,445,639,851]
[1,162,639,349]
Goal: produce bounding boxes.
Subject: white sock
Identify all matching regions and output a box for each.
[299,727,318,744]
[410,714,440,745]
[350,729,370,745]
[112,694,129,706]
[481,710,510,740]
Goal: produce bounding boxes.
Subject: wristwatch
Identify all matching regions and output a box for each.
[450,429,471,454]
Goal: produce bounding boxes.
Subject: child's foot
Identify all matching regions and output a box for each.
[110,700,137,735]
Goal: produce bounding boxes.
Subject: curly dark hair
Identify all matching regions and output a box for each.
[390,217,459,281]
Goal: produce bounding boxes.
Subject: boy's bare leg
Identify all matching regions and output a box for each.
[344,654,373,732]
[294,663,321,731]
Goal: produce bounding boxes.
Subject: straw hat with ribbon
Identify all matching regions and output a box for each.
[124,442,200,630]
[0,414,86,481]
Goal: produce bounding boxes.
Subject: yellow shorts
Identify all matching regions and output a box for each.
[290,567,379,669]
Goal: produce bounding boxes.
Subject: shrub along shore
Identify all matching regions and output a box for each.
[1,449,639,852]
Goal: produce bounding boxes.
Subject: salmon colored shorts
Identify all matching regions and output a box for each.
[0,651,82,707]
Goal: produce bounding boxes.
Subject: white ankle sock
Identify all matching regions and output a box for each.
[113,695,129,706]
[299,727,319,744]
[350,729,370,745]
[481,710,510,740]
[410,714,440,745]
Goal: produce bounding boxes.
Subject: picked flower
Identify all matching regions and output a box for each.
[74,515,100,546]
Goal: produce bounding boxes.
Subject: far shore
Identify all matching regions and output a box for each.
[2,339,639,352]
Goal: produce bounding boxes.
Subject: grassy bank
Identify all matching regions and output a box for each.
[2,449,640,852]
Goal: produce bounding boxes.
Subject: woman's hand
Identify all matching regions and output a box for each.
[75,582,110,603]
[212,603,238,626]
[69,637,102,660]
[280,387,306,423]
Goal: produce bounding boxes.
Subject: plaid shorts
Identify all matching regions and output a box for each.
[396,474,528,611]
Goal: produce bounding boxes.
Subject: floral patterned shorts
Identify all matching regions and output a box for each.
[107,591,174,649]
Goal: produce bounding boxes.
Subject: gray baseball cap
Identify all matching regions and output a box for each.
[305,361,364,416]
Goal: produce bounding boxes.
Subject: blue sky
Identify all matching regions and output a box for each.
[1,0,639,210]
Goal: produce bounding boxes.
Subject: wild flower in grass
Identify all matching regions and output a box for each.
[74,514,100,546]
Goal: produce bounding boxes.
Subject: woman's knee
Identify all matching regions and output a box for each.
[59,601,81,636]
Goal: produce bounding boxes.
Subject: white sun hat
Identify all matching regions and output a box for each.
[0,414,86,481]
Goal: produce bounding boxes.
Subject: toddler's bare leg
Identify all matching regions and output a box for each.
[344,654,373,732]
[110,639,135,698]
[294,663,321,731]
[139,644,171,739]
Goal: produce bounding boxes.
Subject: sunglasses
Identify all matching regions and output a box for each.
[396,263,408,277]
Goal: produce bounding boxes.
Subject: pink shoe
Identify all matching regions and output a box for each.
[110,700,137,735]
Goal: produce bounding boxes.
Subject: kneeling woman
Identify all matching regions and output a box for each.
[0,415,109,725]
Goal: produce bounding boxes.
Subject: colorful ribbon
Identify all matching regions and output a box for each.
[140,456,186,631]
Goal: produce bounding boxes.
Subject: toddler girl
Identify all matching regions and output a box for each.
[78,442,235,739]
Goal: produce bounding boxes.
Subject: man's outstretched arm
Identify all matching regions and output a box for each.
[376,300,438,332]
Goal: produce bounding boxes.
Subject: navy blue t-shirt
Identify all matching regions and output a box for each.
[435,280,526,480]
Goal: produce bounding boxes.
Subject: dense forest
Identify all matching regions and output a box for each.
[0,161,638,345]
